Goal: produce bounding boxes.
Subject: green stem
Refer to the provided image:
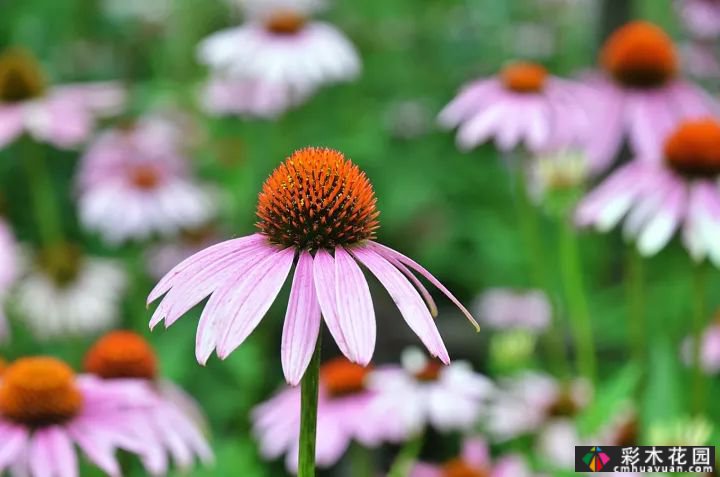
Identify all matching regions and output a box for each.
[22,139,63,246]
[691,263,707,415]
[558,217,597,383]
[512,163,570,378]
[625,247,646,366]
[387,434,423,477]
[298,336,322,477]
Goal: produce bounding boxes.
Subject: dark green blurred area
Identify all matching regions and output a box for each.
[1,0,719,475]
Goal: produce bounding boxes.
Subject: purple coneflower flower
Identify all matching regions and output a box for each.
[368,348,494,440]
[676,0,720,40]
[76,118,216,244]
[0,48,124,150]
[148,147,479,384]
[410,437,533,477]
[252,357,388,471]
[439,61,591,154]
[84,331,213,474]
[474,288,551,334]
[0,356,157,477]
[197,0,360,118]
[145,225,223,279]
[586,21,717,171]
[15,244,127,340]
[577,118,720,265]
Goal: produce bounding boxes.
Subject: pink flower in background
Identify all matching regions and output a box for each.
[681,319,720,374]
[368,348,494,442]
[15,244,127,340]
[367,348,494,440]
[76,116,216,244]
[0,48,124,150]
[585,21,718,171]
[85,331,213,474]
[681,42,720,80]
[197,0,360,118]
[252,358,387,471]
[486,372,590,442]
[439,61,591,154]
[474,288,551,333]
[576,118,720,265]
[410,437,533,477]
[0,357,158,477]
[0,220,19,342]
[676,0,720,40]
[148,147,479,385]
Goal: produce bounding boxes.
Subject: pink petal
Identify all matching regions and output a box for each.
[0,424,28,472]
[370,242,480,331]
[44,427,78,477]
[461,438,490,469]
[351,247,449,363]
[333,247,376,365]
[29,430,55,477]
[409,463,443,477]
[216,247,295,359]
[386,257,438,316]
[0,106,24,149]
[66,426,120,477]
[313,249,351,358]
[282,251,322,385]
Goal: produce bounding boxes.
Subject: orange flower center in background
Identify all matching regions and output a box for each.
[441,459,488,477]
[546,389,580,417]
[130,164,162,189]
[0,48,46,103]
[256,147,379,251]
[664,119,720,177]
[500,62,548,93]
[414,360,443,382]
[265,10,307,35]
[36,243,83,287]
[601,21,677,88]
[320,358,371,398]
[0,358,6,375]
[0,357,83,426]
[84,330,158,380]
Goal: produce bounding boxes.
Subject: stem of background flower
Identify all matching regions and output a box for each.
[511,161,570,378]
[387,433,423,477]
[625,246,646,366]
[22,139,63,247]
[691,262,707,415]
[298,336,322,477]
[350,443,374,477]
[558,216,597,383]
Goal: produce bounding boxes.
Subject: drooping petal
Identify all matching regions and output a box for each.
[29,429,55,477]
[369,242,480,331]
[333,247,376,365]
[192,243,280,363]
[383,256,438,317]
[66,426,120,477]
[216,247,295,359]
[0,424,28,473]
[313,249,351,358]
[43,427,78,477]
[351,247,449,363]
[281,251,322,385]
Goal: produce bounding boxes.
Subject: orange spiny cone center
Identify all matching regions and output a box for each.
[414,360,443,382]
[441,459,488,477]
[601,21,677,88]
[265,10,307,35]
[501,62,548,93]
[0,357,82,426]
[320,358,371,398]
[664,119,720,177]
[256,147,379,251]
[84,330,158,380]
[0,48,46,103]
[130,164,162,190]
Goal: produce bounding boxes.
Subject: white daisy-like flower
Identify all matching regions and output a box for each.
[14,244,127,339]
[367,347,494,440]
[76,116,217,245]
[197,0,360,118]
